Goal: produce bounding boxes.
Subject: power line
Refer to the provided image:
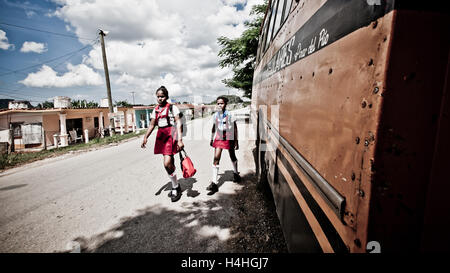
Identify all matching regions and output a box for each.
[0,87,50,100]
[0,93,42,103]
[0,22,96,41]
[0,40,97,77]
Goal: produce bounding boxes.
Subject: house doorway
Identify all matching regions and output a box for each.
[66,118,83,135]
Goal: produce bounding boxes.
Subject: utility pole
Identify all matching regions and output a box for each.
[99,29,115,135]
[131,91,135,105]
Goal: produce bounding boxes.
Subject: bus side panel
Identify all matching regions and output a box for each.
[368,10,450,252]
[277,10,395,252]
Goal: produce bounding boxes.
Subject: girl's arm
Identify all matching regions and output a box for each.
[141,118,156,148]
[233,121,239,150]
[210,123,215,147]
[175,115,184,150]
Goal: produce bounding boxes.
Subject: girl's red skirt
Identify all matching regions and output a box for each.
[154,126,179,155]
[212,130,234,150]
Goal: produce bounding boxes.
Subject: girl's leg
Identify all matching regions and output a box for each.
[213,147,222,165]
[164,155,181,201]
[229,147,240,181]
[212,148,222,184]
[163,155,179,189]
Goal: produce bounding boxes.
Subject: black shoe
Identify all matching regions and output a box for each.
[233,173,241,182]
[170,186,182,202]
[206,182,218,193]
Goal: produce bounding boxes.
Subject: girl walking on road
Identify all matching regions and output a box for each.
[141,86,184,202]
[207,96,241,194]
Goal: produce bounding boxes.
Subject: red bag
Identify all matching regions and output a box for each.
[179,149,196,178]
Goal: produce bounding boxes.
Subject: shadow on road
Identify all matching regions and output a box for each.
[63,172,286,253]
[154,177,200,199]
[0,184,28,191]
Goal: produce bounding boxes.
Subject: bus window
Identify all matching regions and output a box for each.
[256,35,262,63]
[273,0,285,38]
[283,0,293,22]
[265,1,277,50]
[260,19,269,56]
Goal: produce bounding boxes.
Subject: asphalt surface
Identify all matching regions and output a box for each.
[0,109,257,253]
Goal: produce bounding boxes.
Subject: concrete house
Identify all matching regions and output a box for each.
[0,98,136,152]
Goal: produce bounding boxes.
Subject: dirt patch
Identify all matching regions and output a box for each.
[225,175,288,253]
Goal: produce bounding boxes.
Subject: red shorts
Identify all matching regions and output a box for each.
[154,126,179,155]
[213,139,231,149]
[212,130,234,150]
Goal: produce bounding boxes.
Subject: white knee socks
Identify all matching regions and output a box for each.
[169,172,179,189]
[212,165,219,184]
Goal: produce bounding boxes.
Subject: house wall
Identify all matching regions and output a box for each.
[43,113,60,145]
[0,115,9,131]
[0,113,44,150]
[0,129,9,143]
[135,109,151,128]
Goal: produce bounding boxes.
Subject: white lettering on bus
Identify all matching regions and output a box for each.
[308,36,316,54]
[318,28,329,49]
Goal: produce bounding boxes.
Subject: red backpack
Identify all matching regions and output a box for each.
[179,149,196,178]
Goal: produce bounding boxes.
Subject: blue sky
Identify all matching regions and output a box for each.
[0,0,260,106]
[0,0,98,105]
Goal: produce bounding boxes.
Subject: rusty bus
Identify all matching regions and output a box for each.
[251,0,450,252]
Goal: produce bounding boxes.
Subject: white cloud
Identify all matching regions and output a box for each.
[19,63,103,88]
[48,0,264,102]
[20,41,48,54]
[0,29,15,50]
[26,10,36,18]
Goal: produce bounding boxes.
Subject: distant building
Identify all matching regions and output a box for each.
[53,96,71,108]
[8,100,32,110]
[100,98,110,108]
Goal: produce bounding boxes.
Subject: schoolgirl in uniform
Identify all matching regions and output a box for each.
[207,96,241,194]
[141,86,184,202]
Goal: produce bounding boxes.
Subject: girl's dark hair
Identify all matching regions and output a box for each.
[156,86,169,98]
[216,96,228,104]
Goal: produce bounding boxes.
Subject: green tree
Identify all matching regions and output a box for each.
[115,100,132,107]
[71,99,99,108]
[217,1,267,98]
[37,101,54,109]
[210,95,243,104]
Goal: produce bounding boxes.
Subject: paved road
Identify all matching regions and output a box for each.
[0,109,256,253]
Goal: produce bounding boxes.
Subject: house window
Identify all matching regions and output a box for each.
[12,122,23,138]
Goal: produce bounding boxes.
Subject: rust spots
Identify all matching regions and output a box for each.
[344,211,356,228]
[372,20,378,29]
[365,131,376,147]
